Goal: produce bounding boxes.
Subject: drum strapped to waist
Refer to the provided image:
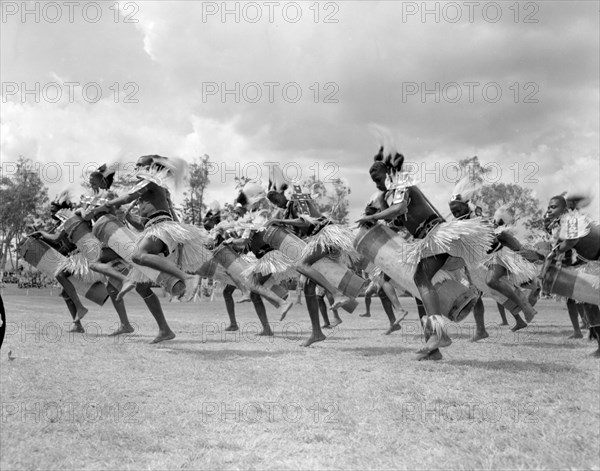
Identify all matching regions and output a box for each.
[212,244,287,303]
[19,237,108,305]
[92,214,180,295]
[354,224,479,321]
[63,214,103,262]
[263,225,365,311]
[542,263,600,305]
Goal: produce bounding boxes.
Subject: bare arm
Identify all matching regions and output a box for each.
[356,201,407,224]
[269,218,312,229]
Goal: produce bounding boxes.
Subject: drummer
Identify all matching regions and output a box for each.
[356,139,493,360]
[266,175,363,346]
[29,193,89,333]
[79,164,176,343]
[84,155,209,304]
[545,194,600,357]
[220,183,294,333]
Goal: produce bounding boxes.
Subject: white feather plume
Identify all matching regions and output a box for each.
[368,123,399,158]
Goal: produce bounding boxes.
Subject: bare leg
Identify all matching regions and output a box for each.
[135,284,175,343]
[250,274,293,321]
[223,284,239,331]
[318,295,332,328]
[56,271,89,322]
[325,291,342,326]
[360,289,373,317]
[379,287,401,335]
[471,297,489,341]
[413,254,452,354]
[381,280,403,313]
[511,314,527,332]
[578,303,589,329]
[106,282,134,335]
[487,264,536,322]
[302,280,326,347]
[60,289,84,333]
[414,298,442,361]
[251,293,273,336]
[497,302,509,325]
[133,237,199,302]
[566,299,583,339]
[296,264,350,310]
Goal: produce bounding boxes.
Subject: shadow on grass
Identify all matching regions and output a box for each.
[154,346,297,359]
[450,358,579,373]
[497,340,591,349]
[338,345,415,356]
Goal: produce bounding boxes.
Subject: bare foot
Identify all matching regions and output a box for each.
[331,317,342,327]
[69,321,85,333]
[568,332,583,339]
[500,321,509,326]
[333,297,359,314]
[322,323,332,329]
[237,292,252,304]
[331,295,351,311]
[393,310,410,327]
[150,330,176,344]
[301,332,326,347]
[116,280,137,302]
[225,324,239,332]
[74,307,89,323]
[385,323,401,335]
[259,328,274,336]
[591,348,600,358]
[511,315,527,332]
[359,313,371,318]
[472,329,489,342]
[179,275,200,302]
[278,301,294,321]
[108,324,135,336]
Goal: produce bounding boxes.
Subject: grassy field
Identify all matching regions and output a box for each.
[1,285,599,470]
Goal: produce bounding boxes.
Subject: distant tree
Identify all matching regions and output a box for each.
[302,175,351,224]
[0,157,49,270]
[182,155,211,225]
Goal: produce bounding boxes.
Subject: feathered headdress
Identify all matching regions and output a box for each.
[133,155,188,190]
[565,189,593,210]
[89,164,116,189]
[450,175,480,205]
[52,189,73,206]
[369,124,404,172]
[493,204,514,226]
[236,181,267,208]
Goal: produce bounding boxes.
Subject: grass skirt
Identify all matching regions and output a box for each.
[301,225,359,262]
[139,220,212,272]
[241,250,296,283]
[393,219,494,273]
[482,248,539,286]
[56,251,105,283]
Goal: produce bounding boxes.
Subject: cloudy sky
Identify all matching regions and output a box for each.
[2,0,599,222]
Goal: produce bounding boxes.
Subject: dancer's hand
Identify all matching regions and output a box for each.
[355,215,373,225]
[29,231,42,239]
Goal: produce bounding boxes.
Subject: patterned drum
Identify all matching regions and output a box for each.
[92,214,180,294]
[264,225,364,311]
[19,237,108,305]
[355,224,478,321]
[212,245,287,303]
[543,264,600,305]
